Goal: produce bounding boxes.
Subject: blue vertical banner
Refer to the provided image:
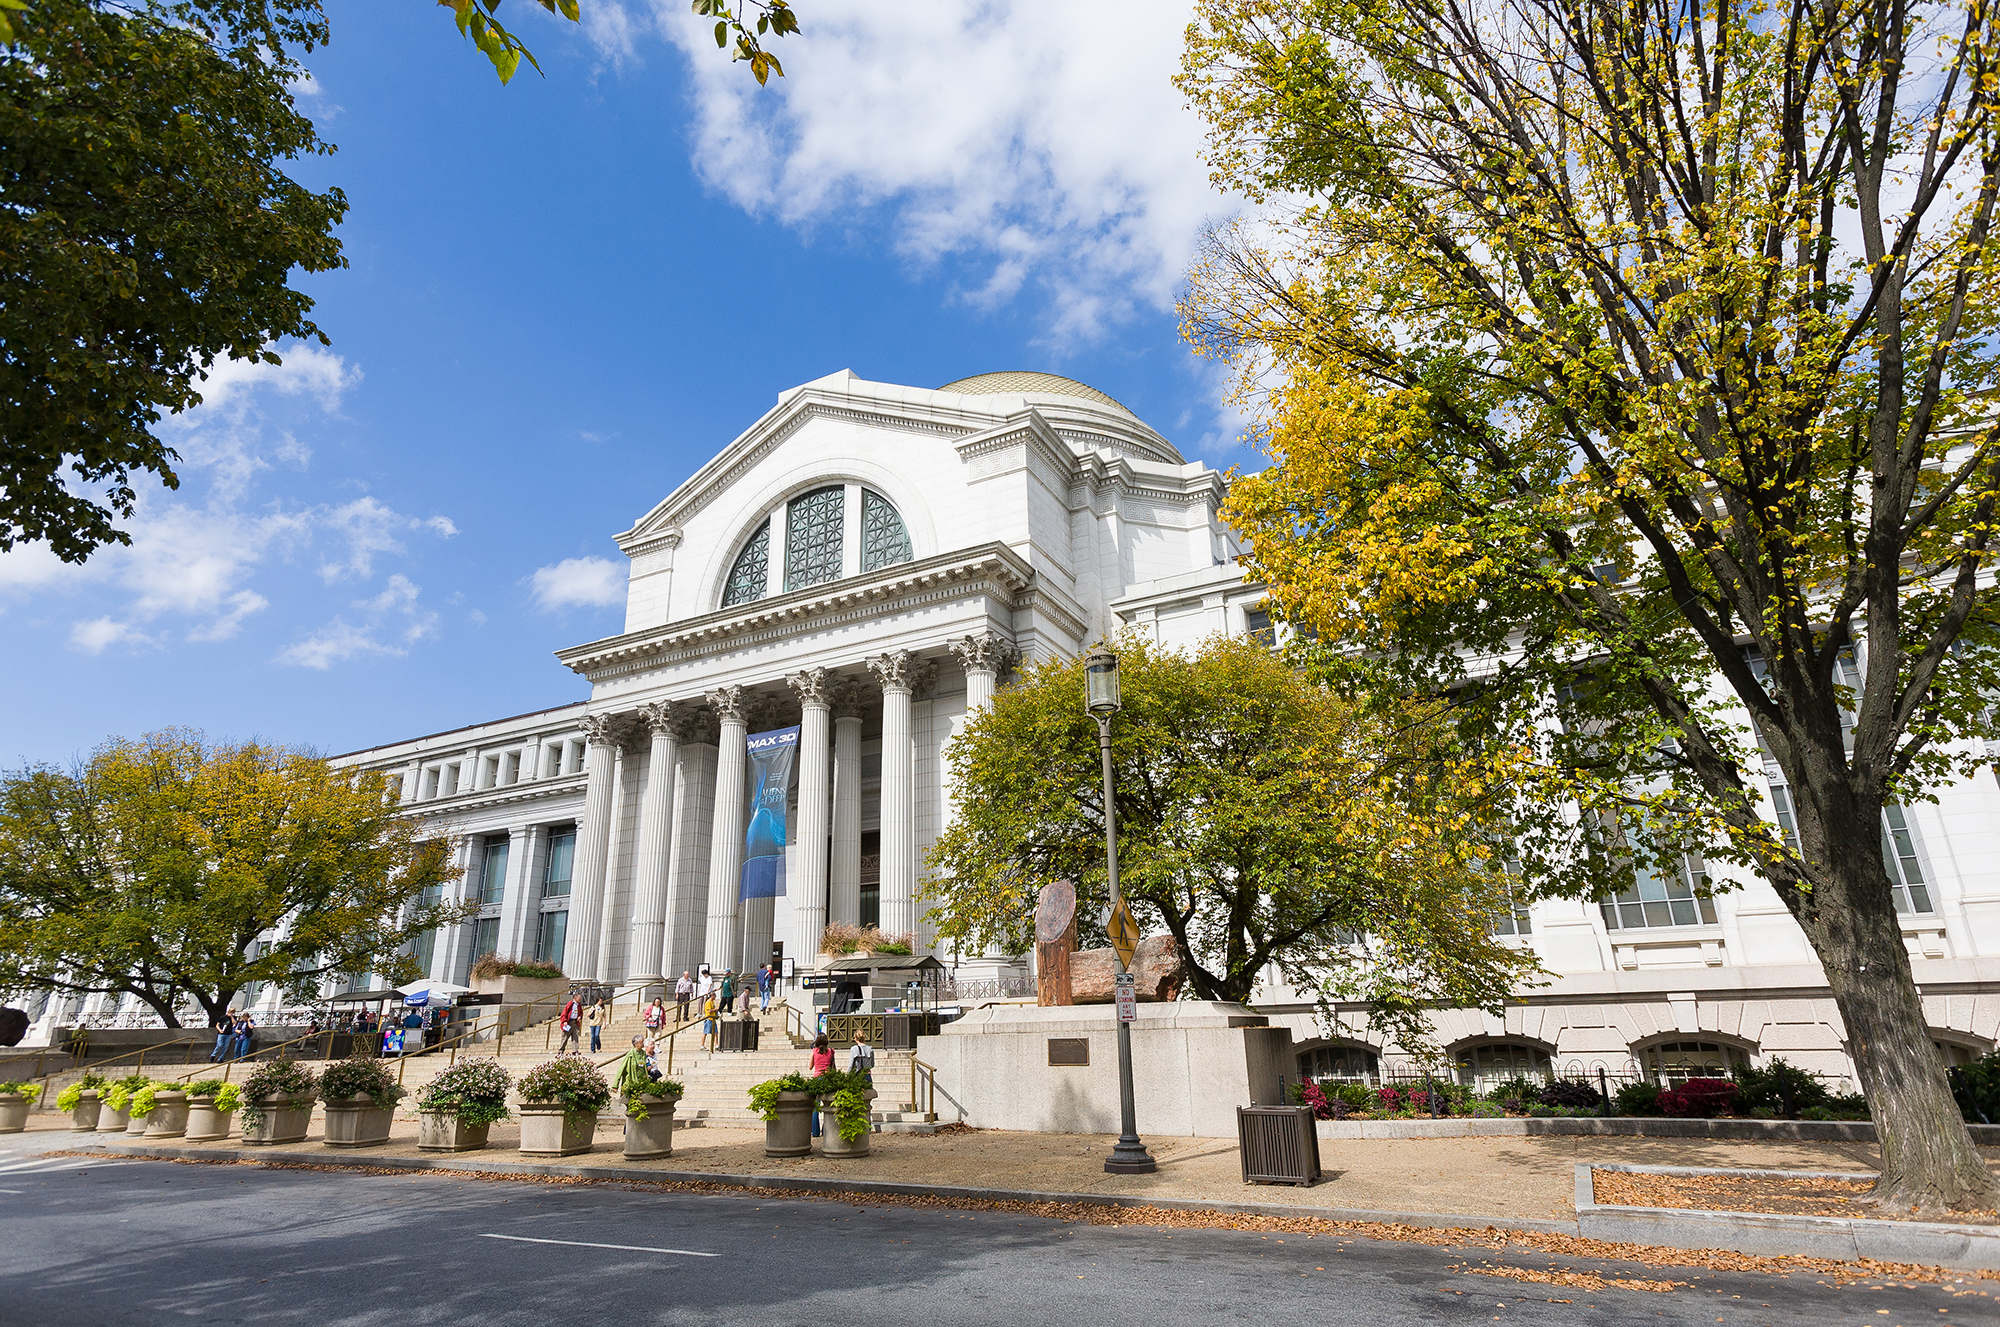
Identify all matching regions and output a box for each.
[739,726,799,901]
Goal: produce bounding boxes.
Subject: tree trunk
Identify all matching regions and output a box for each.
[1786,812,1999,1214]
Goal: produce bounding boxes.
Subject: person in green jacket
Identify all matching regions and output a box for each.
[719,970,736,1008]
[615,1035,656,1103]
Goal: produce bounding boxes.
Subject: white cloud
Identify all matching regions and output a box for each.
[318,498,455,582]
[70,617,154,655]
[530,556,626,611]
[615,2,1232,346]
[280,574,439,670]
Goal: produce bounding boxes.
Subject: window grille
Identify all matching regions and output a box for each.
[1454,1042,1553,1090]
[535,910,568,966]
[1297,1044,1380,1083]
[1244,606,1276,649]
[860,489,912,572]
[1600,853,1717,929]
[786,485,845,590]
[722,519,770,606]
[1881,802,1934,914]
[1642,1040,1748,1084]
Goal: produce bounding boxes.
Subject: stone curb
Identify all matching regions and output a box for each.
[1575,1162,2000,1271]
[1316,1117,2000,1143]
[67,1141,1576,1235]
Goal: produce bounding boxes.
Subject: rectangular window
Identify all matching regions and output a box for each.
[470,916,501,968]
[1881,803,1934,914]
[1601,853,1717,930]
[542,828,575,898]
[1485,851,1532,936]
[859,830,881,929]
[480,838,510,905]
[535,909,568,967]
[1244,606,1276,649]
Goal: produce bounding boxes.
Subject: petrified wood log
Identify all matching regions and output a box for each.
[1034,880,1077,1007]
[1070,935,1184,1004]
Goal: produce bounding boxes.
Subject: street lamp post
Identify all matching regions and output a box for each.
[1085,647,1156,1175]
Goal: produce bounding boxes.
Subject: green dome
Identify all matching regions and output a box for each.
[936,371,1131,414]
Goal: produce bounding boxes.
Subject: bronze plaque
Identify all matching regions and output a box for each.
[1047,1037,1090,1066]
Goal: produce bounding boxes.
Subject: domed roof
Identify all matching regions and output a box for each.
[936,371,1131,414]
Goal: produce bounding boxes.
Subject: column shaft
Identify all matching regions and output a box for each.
[704,689,749,972]
[628,704,684,984]
[871,653,917,938]
[497,825,539,962]
[595,745,632,983]
[789,670,833,966]
[564,716,620,980]
[664,741,717,979]
[830,713,863,926]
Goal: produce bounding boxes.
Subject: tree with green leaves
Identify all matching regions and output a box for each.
[0,730,468,1027]
[1180,0,2000,1211]
[924,634,1540,1046]
[0,0,800,564]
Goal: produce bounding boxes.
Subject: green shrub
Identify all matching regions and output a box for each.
[186,1078,227,1097]
[469,954,566,981]
[1801,1093,1872,1122]
[1615,1081,1663,1116]
[748,1072,819,1121]
[518,1057,609,1116]
[129,1083,161,1118]
[416,1061,513,1127]
[319,1057,404,1109]
[1540,1079,1605,1110]
[1732,1057,1831,1119]
[1484,1075,1542,1104]
[1332,1081,1374,1110]
[1948,1050,2000,1125]
[0,1081,42,1102]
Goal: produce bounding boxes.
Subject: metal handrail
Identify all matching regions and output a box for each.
[28,1036,207,1110]
[162,1027,338,1085]
[909,1056,937,1121]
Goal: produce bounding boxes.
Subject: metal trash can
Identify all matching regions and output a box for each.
[719,1018,760,1052]
[1236,1105,1321,1186]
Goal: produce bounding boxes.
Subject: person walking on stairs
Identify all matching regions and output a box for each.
[644,996,666,1037]
[556,993,581,1054]
[585,998,606,1053]
[848,1030,875,1085]
[674,972,693,1024]
[757,964,774,1014]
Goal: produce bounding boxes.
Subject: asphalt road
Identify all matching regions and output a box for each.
[0,1133,1982,1327]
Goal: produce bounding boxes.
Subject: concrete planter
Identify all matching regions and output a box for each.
[765,1091,815,1158]
[417,1113,492,1153]
[241,1098,314,1146]
[323,1096,396,1148]
[518,1104,596,1157]
[124,1106,151,1135]
[69,1090,103,1131]
[97,1103,132,1133]
[0,1094,29,1133]
[141,1090,190,1139]
[184,1096,236,1142]
[622,1094,679,1161]
[818,1089,877,1158]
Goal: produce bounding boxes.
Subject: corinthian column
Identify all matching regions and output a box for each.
[829,678,866,928]
[628,701,688,989]
[950,630,1018,714]
[565,713,620,980]
[869,651,919,939]
[788,668,833,968]
[703,686,749,973]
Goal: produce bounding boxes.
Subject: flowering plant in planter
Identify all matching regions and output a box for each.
[416,1062,514,1127]
[806,1068,874,1142]
[102,1075,150,1114]
[518,1057,609,1117]
[239,1059,318,1131]
[0,1081,42,1101]
[129,1082,165,1118]
[319,1057,404,1109]
[624,1078,684,1122]
[747,1071,816,1122]
[56,1073,107,1112]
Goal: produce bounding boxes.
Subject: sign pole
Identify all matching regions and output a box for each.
[1097,708,1155,1175]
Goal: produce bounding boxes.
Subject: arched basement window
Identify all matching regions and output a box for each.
[785,485,845,591]
[861,488,912,572]
[722,519,770,607]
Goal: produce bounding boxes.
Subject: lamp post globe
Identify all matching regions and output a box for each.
[1084,644,1154,1175]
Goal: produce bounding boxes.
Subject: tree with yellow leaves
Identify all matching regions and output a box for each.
[925,634,1542,1052]
[0,730,467,1028]
[1180,0,2000,1210]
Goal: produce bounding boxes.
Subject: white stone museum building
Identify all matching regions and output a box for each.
[20,369,2000,1096]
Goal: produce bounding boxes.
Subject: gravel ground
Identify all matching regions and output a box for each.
[1592,1166,2000,1224]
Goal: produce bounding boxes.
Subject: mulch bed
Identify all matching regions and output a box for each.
[1592,1168,2000,1225]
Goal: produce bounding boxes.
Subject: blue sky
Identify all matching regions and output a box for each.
[0,1,1253,768]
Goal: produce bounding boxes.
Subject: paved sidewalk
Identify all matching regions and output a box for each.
[34,1109,1976,1228]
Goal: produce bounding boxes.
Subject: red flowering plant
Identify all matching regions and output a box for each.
[1659,1078,1739,1118]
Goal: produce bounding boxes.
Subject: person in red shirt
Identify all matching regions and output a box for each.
[808,1034,835,1137]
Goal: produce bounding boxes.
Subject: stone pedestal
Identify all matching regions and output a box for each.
[917,1001,1293,1139]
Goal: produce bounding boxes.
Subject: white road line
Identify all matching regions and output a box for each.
[476,1234,717,1257]
[0,1188,22,1194]
[0,1160,79,1174]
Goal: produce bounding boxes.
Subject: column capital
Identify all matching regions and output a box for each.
[949,630,1019,679]
[705,685,747,725]
[787,666,832,709]
[868,649,918,694]
[639,700,694,741]
[829,675,870,719]
[579,713,621,747]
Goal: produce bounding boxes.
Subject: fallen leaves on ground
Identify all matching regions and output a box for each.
[1591,1168,2000,1225]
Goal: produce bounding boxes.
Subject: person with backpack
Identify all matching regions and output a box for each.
[848,1030,876,1085]
[232,1012,255,1061]
[808,1034,836,1137]
[643,996,666,1035]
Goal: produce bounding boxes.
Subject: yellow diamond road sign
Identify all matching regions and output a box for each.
[1107,897,1140,970]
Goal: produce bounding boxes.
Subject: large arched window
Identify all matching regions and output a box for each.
[722,519,770,607]
[718,484,917,608]
[785,485,845,591]
[1453,1042,1553,1091]
[862,488,912,571]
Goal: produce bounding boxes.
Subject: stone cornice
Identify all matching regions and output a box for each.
[555,543,1035,683]
[395,772,588,820]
